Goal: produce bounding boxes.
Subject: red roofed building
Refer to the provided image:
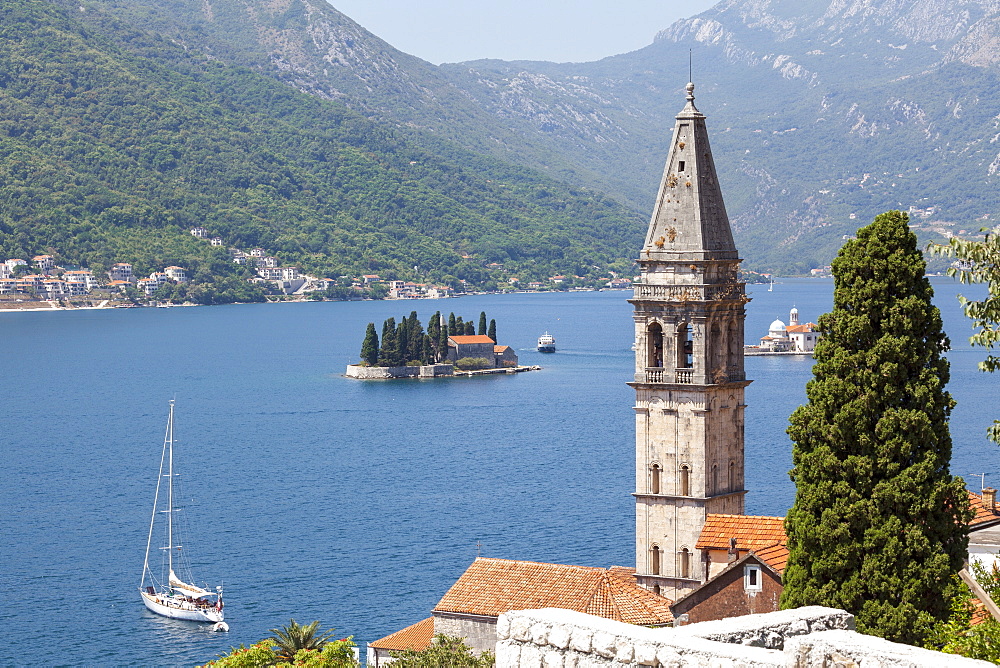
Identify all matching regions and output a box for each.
[447,335,496,366]
[367,617,434,667]
[428,558,673,654]
[494,345,518,368]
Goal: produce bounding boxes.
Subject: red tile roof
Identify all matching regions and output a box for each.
[448,335,495,344]
[433,558,673,626]
[697,514,787,552]
[969,490,1000,527]
[368,617,434,651]
[494,345,512,353]
[752,542,789,574]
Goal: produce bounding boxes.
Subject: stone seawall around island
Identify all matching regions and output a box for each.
[345,364,454,379]
[345,364,541,379]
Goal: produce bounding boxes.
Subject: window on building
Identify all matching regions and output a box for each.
[712,464,718,493]
[651,464,661,495]
[676,323,692,368]
[647,323,663,368]
[745,564,762,592]
[680,548,691,579]
[651,545,661,575]
[680,464,690,496]
[729,461,736,491]
[678,160,686,172]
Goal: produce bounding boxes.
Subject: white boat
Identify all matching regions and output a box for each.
[537,332,556,353]
[139,401,224,623]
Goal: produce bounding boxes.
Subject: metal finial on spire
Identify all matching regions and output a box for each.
[686,81,695,102]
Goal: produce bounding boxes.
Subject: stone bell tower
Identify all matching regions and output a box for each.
[629,82,749,600]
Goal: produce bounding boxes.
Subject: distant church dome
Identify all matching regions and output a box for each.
[769,319,787,337]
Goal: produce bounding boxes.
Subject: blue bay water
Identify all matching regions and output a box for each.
[0,278,995,665]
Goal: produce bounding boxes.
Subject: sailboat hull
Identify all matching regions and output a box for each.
[140,590,224,622]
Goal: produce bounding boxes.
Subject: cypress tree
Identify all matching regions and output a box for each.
[395,321,408,365]
[781,211,971,646]
[360,322,379,366]
[408,312,424,362]
[488,319,496,342]
[421,334,433,365]
[465,321,475,335]
[377,319,397,367]
[448,312,456,333]
[478,311,487,336]
[454,316,464,335]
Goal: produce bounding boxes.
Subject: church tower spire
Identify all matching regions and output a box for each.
[630,82,750,600]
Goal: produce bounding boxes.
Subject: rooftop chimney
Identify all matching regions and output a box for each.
[984,487,997,513]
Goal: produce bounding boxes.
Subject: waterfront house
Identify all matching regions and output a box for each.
[108,263,133,283]
[6,259,27,273]
[447,335,496,365]
[33,255,55,275]
[0,278,18,295]
[164,266,187,283]
[137,277,157,295]
[63,270,95,294]
[41,278,68,298]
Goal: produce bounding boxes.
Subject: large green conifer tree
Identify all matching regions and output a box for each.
[360,322,378,366]
[781,210,971,646]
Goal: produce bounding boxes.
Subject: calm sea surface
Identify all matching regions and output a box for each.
[1,278,995,666]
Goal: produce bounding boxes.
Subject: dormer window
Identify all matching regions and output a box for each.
[745,564,762,592]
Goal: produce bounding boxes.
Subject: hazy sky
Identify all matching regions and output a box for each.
[326,1,719,65]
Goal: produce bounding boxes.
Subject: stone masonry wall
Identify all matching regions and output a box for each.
[494,607,994,667]
[344,364,452,379]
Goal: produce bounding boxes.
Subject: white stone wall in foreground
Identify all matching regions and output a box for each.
[495,607,993,668]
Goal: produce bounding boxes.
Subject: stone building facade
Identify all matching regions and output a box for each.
[630,82,749,601]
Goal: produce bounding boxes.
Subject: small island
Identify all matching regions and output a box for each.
[346,310,539,379]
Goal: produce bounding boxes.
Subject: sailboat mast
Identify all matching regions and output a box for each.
[167,400,174,583]
[141,403,172,587]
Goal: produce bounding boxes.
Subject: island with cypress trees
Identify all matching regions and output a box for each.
[345,310,537,379]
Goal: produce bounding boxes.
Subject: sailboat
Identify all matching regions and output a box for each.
[139,400,224,623]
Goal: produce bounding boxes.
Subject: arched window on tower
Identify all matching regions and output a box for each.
[651,545,661,575]
[712,464,719,494]
[676,323,693,368]
[679,464,691,496]
[647,323,663,368]
[650,464,661,494]
[729,460,736,491]
[679,548,691,579]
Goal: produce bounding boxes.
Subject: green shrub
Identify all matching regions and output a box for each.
[455,357,492,370]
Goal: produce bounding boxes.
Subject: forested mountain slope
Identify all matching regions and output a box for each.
[0,0,643,291]
[95,0,1000,273]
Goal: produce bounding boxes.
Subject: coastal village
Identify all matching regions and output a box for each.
[0,232,638,309]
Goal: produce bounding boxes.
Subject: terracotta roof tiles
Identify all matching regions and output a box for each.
[368,617,434,651]
[433,558,673,626]
[969,491,1000,527]
[697,514,787,552]
[449,335,495,344]
[751,542,789,574]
